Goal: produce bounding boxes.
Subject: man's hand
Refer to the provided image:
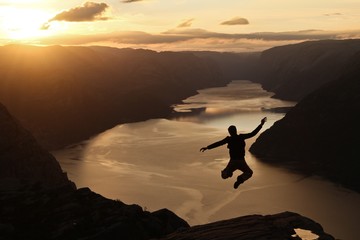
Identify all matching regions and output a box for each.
[200,147,208,152]
[261,117,267,125]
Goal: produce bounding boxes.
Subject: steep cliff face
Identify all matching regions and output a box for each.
[0,102,72,188]
[253,39,360,101]
[250,50,360,192]
[0,45,226,150]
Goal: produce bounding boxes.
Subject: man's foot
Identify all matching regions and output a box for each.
[221,170,233,179]
[233,178,244,189]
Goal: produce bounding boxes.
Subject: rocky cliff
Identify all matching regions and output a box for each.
[0,102,72,188]
[0,45,227,150]
[0,186,189,240]
[158,212,334,240]
[253,39,360,101]
[2,186,334,240]
[250,49,360,192]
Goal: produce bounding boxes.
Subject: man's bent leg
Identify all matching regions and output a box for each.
[234,160,253,189]
[221,160,236,179]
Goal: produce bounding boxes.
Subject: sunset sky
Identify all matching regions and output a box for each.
[1,0,359,52]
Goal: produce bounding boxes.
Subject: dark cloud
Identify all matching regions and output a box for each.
[177,19,194,28]
[221,17,249,25]
[50,2,109,22]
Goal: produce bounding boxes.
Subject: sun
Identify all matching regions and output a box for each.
[1,7,54,41]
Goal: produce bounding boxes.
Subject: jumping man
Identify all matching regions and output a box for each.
[200,117,267,189]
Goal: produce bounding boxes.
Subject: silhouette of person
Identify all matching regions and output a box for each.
[200,117,267,189]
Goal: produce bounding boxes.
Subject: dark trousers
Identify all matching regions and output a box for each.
[221,158,253,182]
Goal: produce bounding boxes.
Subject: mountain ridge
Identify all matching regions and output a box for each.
[0,44,228,150]
[252,39,360,101]
[250,47,360,192]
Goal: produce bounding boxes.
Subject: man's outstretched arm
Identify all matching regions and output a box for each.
[241,117,267,139]
[200,137,228,152]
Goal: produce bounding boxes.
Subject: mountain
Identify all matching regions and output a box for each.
[250,49,360,192]
[252,39,360,101]
[0,45,227,150]
[187,51,260,81]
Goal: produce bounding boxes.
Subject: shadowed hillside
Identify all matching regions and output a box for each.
[0,45,227,150]
[0,102,72,188]
[250,49,360,192]
[253,39,360,101]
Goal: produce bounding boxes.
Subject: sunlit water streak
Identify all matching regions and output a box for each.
[55,80,360,240]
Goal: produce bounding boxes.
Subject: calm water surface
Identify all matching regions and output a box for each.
[55,80,360,240]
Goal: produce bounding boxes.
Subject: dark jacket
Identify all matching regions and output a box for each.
[207,124,263,159]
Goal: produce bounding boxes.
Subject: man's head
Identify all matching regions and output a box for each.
[228,125,237,137]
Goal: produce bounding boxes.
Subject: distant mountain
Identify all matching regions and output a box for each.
[187,51,260,81]
[250,49,360,192]
[253,39,360,101]
[0,45,227,149]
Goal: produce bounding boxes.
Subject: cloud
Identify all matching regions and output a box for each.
[177,19,195,28]
[40,22,50,30]
[221,17,249,25]
[121,0,144,2]
[49,2,109,22]
[324,13,342,16]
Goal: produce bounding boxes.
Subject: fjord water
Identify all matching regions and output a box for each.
[55,80,360,240]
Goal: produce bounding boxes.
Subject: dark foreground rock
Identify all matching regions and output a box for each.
[1,184,335,240]
[157,212,334,240]
[0,184,189,240]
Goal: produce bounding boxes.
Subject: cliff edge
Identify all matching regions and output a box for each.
[158,212,334,240]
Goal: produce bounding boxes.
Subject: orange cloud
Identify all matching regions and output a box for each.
[121,0,144,2]
[177,19,195,28]
[221,17,249,25]
[50,2,109,22]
